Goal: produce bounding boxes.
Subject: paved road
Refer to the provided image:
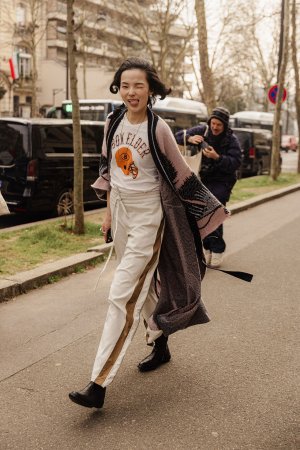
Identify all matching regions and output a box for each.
[281,150,298,173]
[1,192,299,450]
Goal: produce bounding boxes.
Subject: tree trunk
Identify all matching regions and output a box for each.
[195,0,216,114]
[67,0,84,234]
[291,0,300,173]
[31,47,38,117]
[83,50,87,99]
[271,0,290,180]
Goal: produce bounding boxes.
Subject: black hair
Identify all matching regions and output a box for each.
[109,57,172,106]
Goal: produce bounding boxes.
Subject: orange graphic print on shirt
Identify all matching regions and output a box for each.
[115,147,138,179]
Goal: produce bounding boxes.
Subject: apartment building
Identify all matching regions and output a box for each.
[0,0,192,117]
[0,0,45,116]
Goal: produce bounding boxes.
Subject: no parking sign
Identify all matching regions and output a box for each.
[268,84,287,104]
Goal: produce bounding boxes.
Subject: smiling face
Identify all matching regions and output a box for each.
[119,69,151,121]
[210,118,225,136]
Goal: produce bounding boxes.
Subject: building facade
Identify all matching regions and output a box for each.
[0,0,46,117]
[0,0,192,117]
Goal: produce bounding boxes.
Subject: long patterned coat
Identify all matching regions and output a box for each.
[92,106,230,336]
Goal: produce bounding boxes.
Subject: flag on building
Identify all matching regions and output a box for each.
[9,52,19,80]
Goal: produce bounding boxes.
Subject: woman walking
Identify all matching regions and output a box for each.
[69,57,229,409]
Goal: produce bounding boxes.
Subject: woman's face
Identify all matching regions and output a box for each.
[119,69,151,118]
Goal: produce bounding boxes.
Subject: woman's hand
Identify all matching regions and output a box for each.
[101,213,111,237]
[187,135,204,145]
[101,192,111,239]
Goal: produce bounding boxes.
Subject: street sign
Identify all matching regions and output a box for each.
[268,84,287,104]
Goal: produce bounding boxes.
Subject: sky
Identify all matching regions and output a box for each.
[185,0,280,58]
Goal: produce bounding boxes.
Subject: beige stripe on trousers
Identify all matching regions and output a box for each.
[91,187,164,387]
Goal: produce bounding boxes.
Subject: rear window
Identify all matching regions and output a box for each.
[34,124,74,156]
[234,131,252,149]
[252,131,271,146]
[32,124,103,157]
[81,125,103,153]
[0,122,29,166]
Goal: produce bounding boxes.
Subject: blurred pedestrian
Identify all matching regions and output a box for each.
[175,107,242,268]
[69,58,229,410]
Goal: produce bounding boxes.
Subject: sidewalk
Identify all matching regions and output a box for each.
[1,182,300,302]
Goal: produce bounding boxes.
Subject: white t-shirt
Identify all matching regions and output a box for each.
[110,115,159,192]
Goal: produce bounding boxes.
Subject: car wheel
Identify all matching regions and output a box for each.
[56,189,74,216]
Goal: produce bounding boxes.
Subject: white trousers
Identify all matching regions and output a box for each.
[91,187,164,387]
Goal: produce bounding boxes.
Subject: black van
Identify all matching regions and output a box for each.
[0,118,104,215]
[233,128,274,177]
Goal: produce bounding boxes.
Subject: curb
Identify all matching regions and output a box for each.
[229,183,300,214]
[1,184,300,302]
[0,246,111,303]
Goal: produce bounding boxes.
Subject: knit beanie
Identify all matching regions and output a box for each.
[208,106,230,128]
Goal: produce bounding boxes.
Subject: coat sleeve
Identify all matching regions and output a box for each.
[215,134,242,174]
[91,117,111,199]
[175,125,205,145]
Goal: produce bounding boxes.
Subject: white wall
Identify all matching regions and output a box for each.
[39,60,118,108]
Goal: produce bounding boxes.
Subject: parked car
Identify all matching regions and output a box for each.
[233,128,275,177]
[0,118,104,215]
[281,134,298,152]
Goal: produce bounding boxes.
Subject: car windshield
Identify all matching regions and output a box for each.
[0,122,29,166]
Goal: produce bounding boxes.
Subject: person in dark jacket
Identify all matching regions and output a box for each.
[175,106,242,268]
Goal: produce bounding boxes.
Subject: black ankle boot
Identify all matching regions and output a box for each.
[69,382,106,408]
[138,334,171,372]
